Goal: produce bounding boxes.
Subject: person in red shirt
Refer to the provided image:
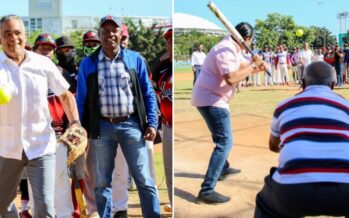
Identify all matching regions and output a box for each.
[33,33,76,218]
[152,29,173,211]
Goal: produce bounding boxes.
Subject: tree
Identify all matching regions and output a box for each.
[174,31,223,61]
[25,20,166,70]
[311,26,336,48]
[255,13,297,49]
[124,19,166,71]
[254,13,337,50]
[69,30,86,64]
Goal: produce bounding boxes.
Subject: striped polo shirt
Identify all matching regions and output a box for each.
[271,85,349,184]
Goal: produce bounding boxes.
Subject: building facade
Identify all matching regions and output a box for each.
[18,0,170,36]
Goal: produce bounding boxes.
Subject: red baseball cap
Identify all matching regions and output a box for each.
[121,24,129,37]
[83,30,100,43]
[164,28,172,40]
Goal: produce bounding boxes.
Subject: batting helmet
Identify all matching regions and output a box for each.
[83,30,100,44]
[33,33,56,50]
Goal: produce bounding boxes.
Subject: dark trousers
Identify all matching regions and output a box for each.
[335,63,343,86]
[254,168,349,218]
[193,65,201,84]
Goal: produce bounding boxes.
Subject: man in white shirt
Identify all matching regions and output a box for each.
[300,42,314,67]
[275,45,290,85]
[0,15,81,217]
[191,44,206,84]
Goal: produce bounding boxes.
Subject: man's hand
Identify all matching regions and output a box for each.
[252,54,269,72]
[144,127,157,141]
[252,54,263,65]
[252,64,266,74]
[269,134,281,153]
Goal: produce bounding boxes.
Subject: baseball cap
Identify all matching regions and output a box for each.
[34,33,56,49]
[56,36,75,49]
[121,24,129,37]
[100,15,122,28]
[83,30,100,43]
[164,28,172,40]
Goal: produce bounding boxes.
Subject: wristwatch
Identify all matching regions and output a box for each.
[70,120,81,126]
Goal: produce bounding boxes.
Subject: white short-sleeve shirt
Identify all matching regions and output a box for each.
[0,51,69,160]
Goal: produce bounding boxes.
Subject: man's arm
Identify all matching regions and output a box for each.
[191,52,196,72]
[59,91,80,124]
[223,61,265,86]
[269,134,281,153]
[137,56,158,141]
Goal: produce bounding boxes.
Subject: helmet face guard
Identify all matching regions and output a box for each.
[83,45,99,56]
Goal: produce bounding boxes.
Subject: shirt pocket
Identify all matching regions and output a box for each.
[0,125,15,148]
[120,72,131,90]
[28,74,47,104]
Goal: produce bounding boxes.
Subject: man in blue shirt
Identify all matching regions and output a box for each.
[76,15,160,218]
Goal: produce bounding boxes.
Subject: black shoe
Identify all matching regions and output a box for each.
[113,210,127,218]
[196,191,231,204]
[218,168,241,181]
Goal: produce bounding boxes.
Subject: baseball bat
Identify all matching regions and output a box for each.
[207,1,271,76]
[73,167,88,218]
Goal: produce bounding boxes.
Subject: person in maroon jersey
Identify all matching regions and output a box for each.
[82,30,101,56]
[152,28,173,211]
[55,35,86,218]
[33,33,76,218]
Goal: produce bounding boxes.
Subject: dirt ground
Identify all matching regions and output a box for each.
[174,72,346,218]
[174,112,275,218]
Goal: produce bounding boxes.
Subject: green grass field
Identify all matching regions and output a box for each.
[175,68,349,119]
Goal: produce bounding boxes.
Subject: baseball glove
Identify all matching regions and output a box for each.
[59,125,88,166]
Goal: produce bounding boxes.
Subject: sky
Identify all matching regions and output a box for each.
[175,0,349,37]
[0,0,172,18]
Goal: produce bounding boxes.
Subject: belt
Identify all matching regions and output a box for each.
[100,115,129,124]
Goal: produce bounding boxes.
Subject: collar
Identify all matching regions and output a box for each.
[0,52,7,64]
[98,47,121,62]
[0,50,30,65]
[304,85,332,92]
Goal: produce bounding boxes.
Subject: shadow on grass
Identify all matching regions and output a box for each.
[175,91,192,95]
[174,97,192,100]
[251,88,300,92]
[174,187,197,203]
[175,172,205,179]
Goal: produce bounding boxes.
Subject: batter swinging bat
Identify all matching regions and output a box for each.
[207,1,271,76]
